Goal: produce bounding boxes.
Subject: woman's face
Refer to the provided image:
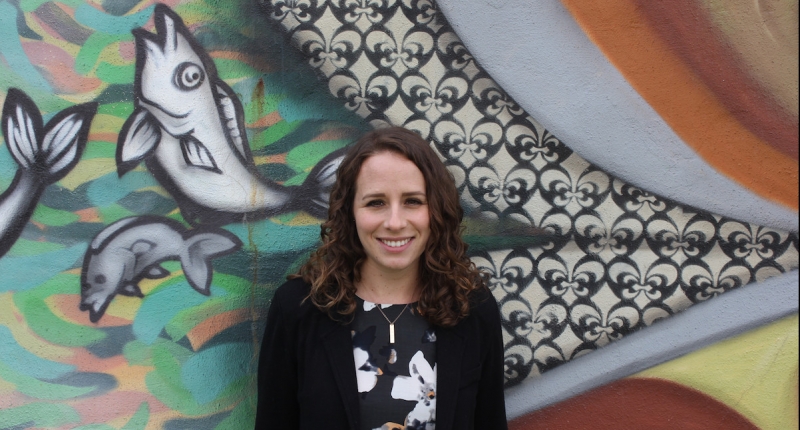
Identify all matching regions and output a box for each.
[353,151,430,281]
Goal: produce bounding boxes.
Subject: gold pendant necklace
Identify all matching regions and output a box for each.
[376,303,409,344]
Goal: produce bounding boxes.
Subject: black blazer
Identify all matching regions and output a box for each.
[255,278,508,430]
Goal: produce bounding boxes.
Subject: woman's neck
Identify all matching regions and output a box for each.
[356,267,420,304]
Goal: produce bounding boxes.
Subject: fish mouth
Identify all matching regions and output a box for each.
[139,98,190,120]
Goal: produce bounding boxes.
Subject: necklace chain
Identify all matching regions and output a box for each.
[375,304,408,344]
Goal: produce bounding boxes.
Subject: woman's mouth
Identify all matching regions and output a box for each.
[380,238,411,248]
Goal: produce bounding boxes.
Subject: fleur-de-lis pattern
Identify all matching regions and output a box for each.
[256,0,800,386]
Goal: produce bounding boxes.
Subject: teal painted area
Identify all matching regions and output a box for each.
[0,326,75,379]
[87,171,160,207]
[225,221,319,254]
[0,2,51,92]
[0,360,94,400]
[0,141,14,189]
[182,342,251,404]
[0,244,86,292]
[74,4,154,35]
[133,279,217,345]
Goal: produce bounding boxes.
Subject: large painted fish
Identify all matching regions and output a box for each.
[80,215,242,322]
[0,88,96,258]
[117,5,344,226]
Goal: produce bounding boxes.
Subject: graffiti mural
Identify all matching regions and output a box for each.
[0,0,797,428]
[1,0,366,427]
[118,5,345,226]
[1,89,96,257]
[509,315,798,429]
[80,215,242,322]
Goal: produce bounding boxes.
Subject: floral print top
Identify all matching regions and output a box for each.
[352,297,437,430]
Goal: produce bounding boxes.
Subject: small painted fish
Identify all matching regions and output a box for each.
[0,88,96,258]
[80,215,242,322]
[117,5,344,226]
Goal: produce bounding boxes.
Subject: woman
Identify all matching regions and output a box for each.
[255,127,507,430]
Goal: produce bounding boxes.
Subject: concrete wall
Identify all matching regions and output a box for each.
[0,0,796,428]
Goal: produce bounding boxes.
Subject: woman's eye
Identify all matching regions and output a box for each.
[406,198,423,205]
[366,200,384,207]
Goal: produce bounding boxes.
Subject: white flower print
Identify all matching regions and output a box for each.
[391,350,437,427]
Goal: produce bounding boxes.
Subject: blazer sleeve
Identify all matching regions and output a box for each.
[255,289,299,429]
[474,293,509,429]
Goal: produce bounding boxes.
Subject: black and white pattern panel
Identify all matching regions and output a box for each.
[257,0,800,385]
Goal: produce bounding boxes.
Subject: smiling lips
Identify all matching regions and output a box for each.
[381,238,412,248]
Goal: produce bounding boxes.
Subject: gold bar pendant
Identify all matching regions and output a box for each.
[389,323,395,344]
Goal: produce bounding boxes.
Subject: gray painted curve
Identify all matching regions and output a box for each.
[504,270,799,419]
[437,0,798,232]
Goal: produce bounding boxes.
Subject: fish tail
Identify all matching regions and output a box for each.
[2,88,96,183]
[296,147,348,219]
[179,228,242,295]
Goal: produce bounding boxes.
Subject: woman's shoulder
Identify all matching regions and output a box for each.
[466,286,502,325]
[271,277,313,312]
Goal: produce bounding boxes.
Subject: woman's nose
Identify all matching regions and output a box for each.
[385,205,407,230]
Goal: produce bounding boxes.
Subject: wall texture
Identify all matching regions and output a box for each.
[0,0,797,428]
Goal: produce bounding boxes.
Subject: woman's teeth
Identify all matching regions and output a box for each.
[382,238,410,248]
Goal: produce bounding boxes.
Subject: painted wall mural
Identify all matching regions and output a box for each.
[510,315,798,430]
[0,0,797,428]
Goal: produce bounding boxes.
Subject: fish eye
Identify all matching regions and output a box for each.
[94,274,106,284]
[174,62,205,91]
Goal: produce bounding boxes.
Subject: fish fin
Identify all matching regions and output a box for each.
[40,102,97,182]
[298,147,348,218]
[129,239,156,255]
[180,229,242,295]
[1,88,43,170]
[1,88,95,183]
[117,108,160,177]
[144,265,170,279]
[216,83,250,162]
[180,135,221,173]
[119,283,144,297]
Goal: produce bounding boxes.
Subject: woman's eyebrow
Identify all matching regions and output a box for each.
[359,191,426,200]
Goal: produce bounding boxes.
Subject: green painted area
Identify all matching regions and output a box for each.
[32,205,80,227]
[75,32,129,75]
[215,59,259,80]
[95,62,136,85]
[251,120,302,150]
[82,140,118,159]
[0,403,80,428]
[5,239,64,257]
[73,424,116,430]
[286,139,351,172]
[13,274,106,346]
[121,402,150,430]
[97,101,135,118]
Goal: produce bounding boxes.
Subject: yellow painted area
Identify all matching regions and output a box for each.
[636,314,799,430]
[0,376,15,394]
[59,157,117,191]
[89,114,126,134]
[103,295,143,321]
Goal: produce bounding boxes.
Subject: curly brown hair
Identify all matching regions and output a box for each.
[293,126,486,327]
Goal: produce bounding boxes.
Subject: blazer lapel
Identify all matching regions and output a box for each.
[322,321,360,430]
[435,324,466,430]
